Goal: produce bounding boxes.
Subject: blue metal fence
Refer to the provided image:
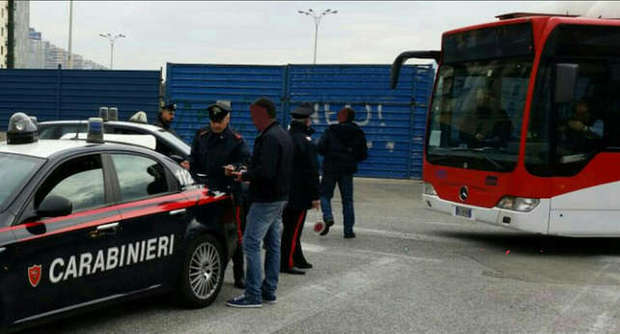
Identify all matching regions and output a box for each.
[166,63,434,179]
[0,68,161,129]
[166,64,286,150]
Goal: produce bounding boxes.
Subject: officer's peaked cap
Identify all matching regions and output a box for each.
[291,103,314,119]
[207,101,232,122]
[162,103,177,112]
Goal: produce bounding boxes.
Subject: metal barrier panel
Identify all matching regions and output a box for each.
[0,68,161,130]
[287,64,434,179]
[0,69,58,129]
[165,63,434,179]
[60,70,161,122]
[165,63,286,147]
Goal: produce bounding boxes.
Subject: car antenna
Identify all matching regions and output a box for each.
[73,122,81,140]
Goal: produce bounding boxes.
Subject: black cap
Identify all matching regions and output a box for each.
[162,103,176,112]
[291,103,314,119]
[207,102,232,122]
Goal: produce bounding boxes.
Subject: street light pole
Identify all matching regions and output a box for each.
[67,0,73,69]
[298,9,338,64]
[98,33,125,69]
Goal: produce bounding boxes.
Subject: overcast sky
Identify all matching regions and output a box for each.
[29,1,620,71]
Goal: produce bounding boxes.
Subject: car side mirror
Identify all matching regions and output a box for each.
[554,63,578,104]
[37,195,72,218]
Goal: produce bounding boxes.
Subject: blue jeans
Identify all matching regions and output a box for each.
[242,201,286,302]
[320,173,354,235]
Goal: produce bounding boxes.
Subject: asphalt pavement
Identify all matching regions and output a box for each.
[25,178,620,334]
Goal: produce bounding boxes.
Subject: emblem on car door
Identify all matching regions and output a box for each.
[28,264,42,287]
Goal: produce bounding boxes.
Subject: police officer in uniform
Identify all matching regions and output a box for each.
[154,103,178,135]
[280,103,320,275]
[188,101,250,289]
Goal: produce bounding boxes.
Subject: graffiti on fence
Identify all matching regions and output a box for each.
[311,103,386,127]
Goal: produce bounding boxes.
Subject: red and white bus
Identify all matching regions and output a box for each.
[391,13,620,236]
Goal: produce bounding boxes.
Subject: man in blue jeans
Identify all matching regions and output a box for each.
[317,107,368,238]
[226,97,293,308]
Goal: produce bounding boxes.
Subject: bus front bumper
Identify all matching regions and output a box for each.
[421,194,550,235]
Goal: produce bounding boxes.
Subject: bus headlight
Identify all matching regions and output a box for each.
[497,196,539,212]
[423,182,437,196]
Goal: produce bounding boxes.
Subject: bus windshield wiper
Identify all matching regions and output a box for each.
[448,147,505,170]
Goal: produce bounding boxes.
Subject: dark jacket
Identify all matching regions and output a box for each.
[318,121,368,174]
[287,122,320,210]
[242,121,293,203]
[189,126,250,193]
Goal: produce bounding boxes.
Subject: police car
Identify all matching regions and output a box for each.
[0,113,237,332]
[37,117,190,162]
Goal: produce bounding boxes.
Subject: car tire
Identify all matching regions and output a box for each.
[177,234,225,308]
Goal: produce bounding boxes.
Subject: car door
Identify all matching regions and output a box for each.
[106,152,188,292]
[7,153,122,324]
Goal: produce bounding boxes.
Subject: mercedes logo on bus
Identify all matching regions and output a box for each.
[459,186,469,201]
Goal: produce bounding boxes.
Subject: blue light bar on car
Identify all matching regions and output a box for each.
[7,112,39,144]
[99,107,109,122]
[87,117,104,143]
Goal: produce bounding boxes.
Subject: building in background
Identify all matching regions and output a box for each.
[1,0,106,70]
[26,27,43,68]
[12,0,28,68]
[1,0,8,68]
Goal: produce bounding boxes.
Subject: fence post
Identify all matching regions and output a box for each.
[280,65,290,125]
[56,64,62,120]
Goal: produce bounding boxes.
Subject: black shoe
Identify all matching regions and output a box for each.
[280,267,306,275]
[234,279,246,289]
[344,232,356,239]
[296,262,313,269]
[320,220,334,236]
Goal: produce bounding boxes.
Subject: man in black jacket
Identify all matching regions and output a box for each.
[317,107,368,238]
[280,103,320,275]
[187,101,250,289]
[153,103,177,136]
[226,97,293,308]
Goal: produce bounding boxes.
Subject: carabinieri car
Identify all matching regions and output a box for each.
[0,113,237,332]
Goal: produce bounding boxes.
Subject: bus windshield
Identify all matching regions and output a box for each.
[426,57,532,172]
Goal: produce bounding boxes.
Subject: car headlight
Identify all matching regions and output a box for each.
[497,196,539,212]
[423,182,437,196]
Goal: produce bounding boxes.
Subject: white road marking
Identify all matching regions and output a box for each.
[302,242,442,264]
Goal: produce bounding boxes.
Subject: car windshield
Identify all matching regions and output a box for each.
[0,153,44,211]
[156,129,191,156]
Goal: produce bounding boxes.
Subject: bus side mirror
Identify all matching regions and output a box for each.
[554,63,578,104]
[390,50,441,89]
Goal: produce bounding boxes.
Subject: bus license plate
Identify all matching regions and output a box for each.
[455,206,472,218]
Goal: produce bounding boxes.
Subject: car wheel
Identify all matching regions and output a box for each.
[178,234,225,308]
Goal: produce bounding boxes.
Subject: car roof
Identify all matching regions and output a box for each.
[39,120,163,132]
[0,139,154,159]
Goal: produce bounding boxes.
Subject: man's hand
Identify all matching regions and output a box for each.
[180,160,190,170]
[233,171,245,182]
[312,200,320,210]
[567,120,586,132]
